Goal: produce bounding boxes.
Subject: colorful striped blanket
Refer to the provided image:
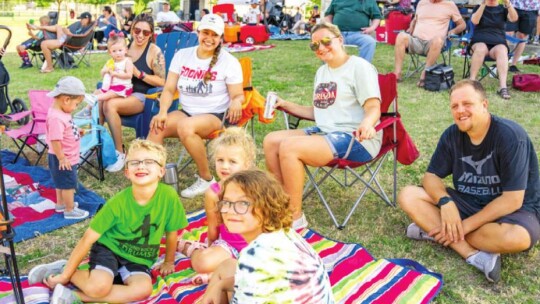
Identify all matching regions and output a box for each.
[0,210,442,303]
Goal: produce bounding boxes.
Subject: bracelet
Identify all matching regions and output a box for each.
[139,71,145,80]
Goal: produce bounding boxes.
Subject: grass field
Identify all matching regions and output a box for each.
[1,19,540,303]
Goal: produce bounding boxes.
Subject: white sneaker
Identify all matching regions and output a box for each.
[106,151,126,172]
[466,251,501,283]
[64,207,89,220]
[180,175,215,198]
[51,284,81,304]
[406,223,435,241]
[28,260,67,285]
[84,94,98,106]
[292,213,308,230]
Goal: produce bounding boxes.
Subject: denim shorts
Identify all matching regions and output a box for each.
[48,154,78,190]
[304,126,373,163]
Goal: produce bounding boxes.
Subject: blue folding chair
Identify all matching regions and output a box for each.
[120,31,199,138]
[460,19,527,80]
[76,102,105,181]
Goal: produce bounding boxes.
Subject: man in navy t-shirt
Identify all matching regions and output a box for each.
[398,79,540,283]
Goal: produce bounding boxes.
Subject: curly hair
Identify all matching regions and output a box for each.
[126,139,167,167]
[220,170,293,232]
[208,127,256,170]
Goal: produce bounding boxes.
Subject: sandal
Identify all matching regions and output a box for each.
[191,273,211,285]
[416,79,425,88]
[177,239,207,257]
[497,87,511,100]
[40,68,54,73]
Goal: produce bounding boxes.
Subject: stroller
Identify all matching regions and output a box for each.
[0,25,29,125]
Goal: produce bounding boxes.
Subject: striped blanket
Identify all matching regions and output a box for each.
[0,210,442,303]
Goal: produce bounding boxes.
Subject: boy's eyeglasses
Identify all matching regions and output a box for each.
[309,36,336,51]
[126,159,162,168]
[218,200,251,215]
[133,27,152,37]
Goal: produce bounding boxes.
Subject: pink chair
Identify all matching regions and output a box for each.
[3,90,53,165]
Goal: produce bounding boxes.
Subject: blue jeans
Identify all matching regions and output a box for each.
[103,24,120,39]
[342,31,377,62]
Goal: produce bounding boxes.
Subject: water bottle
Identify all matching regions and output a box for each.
[163,163,179,192]
[102,73,112,91]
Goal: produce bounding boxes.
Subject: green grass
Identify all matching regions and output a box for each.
[1,28,540,303]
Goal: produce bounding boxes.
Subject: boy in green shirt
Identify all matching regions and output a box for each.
[28,139,187,303]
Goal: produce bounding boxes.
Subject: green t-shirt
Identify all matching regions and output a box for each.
[325,0,382,32]
[90,183,188,268]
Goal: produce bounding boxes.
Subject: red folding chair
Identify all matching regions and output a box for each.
[281,73,419,229]
[3,90,53,165]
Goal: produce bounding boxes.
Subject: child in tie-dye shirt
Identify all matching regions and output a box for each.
[201,170,334,304]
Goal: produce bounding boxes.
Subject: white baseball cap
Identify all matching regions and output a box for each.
[198,14,225,36]
[47,76,86,97]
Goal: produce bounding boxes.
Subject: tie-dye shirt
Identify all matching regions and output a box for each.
[232,229,334,303]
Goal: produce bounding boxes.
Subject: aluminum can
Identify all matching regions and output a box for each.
[264,91,278,119]
[163,163,179,192]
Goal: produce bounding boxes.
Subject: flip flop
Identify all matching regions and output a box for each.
[497,88,510,100]
[416,79,425,88]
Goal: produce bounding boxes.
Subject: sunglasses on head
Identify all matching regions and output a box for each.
[133,27,152,37]
[309,36,336,51]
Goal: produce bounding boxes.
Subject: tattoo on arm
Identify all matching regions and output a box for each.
[153,51,165,79]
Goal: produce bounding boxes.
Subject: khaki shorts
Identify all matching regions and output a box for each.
[406,34,430,56]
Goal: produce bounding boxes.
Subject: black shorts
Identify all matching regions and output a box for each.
[180,109,226,122]
[468,42,509,56]
[447,188,540,250]
[505,9,538,36]
[89,243,151,283]
[48,154,78,190]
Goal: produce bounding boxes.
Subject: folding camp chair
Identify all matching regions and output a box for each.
[460,20,527,80]
[76,103,104,181]
[403,22,456,79]
[281,74,419,229]
[0,140,25,304]
[4,90,53,165]
[54,24,95,69]
[176,57,276,173]
[120,31,199,138]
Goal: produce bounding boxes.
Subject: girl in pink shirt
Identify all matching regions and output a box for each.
[177,127,256,284]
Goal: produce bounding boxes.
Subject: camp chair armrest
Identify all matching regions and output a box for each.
[506,35,527,45]
[1,111,31,122]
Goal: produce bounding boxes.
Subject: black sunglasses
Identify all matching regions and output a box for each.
[309,36,336,51]
[133,27,152,37]
[218,200,251,215]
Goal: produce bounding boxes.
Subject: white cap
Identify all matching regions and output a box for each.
[47,76,86,97]
[250,0,260,4]
[198,14,225,36]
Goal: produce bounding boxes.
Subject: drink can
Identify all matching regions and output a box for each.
[264,91,278,119]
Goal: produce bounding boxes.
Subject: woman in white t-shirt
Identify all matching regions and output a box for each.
[148,14,244,199]
[263,22,382,230]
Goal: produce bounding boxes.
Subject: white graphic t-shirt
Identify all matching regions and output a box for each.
[312,56,382,157]
[169,46,243,115]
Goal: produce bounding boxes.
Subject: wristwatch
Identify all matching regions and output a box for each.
[437,196,453,207]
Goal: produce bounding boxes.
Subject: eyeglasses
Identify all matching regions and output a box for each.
[218,200,251,215]
[126,159,162,168]
[133,27,152,37]
[309,36,336,51]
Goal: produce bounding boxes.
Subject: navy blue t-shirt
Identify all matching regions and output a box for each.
[428,115,540,220]
[471,5,508,47]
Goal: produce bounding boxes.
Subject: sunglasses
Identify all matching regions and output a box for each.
[133,27,152,37]
[309,36,336,51]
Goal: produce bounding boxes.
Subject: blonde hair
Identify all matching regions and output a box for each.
[107,33,127,48]
[39,15,50,24]
[220,170,293,232]
[208,127,256,169]
[126,139,167,167]
[311,21,342,37]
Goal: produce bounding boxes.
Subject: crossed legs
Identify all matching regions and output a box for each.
[103,96,145,153]
[263,129,334,220]
[398,185,531,258]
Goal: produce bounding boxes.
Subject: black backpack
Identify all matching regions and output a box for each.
[56,52,75,69]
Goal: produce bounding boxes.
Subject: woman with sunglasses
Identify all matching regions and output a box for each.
[103,14,166,172]
[148,14,244,199]
[263,22,382,230]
